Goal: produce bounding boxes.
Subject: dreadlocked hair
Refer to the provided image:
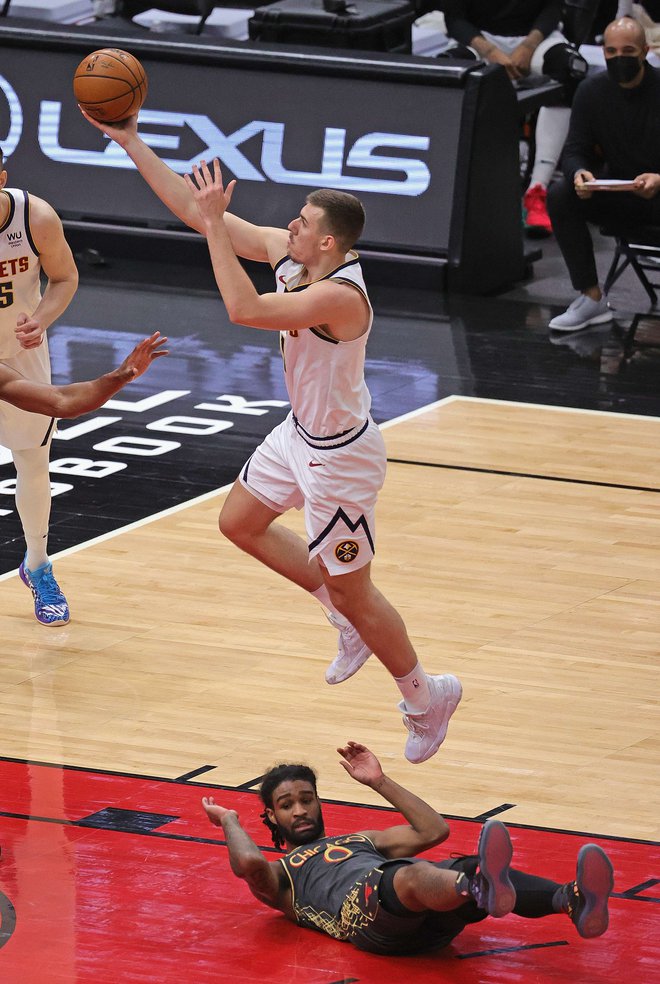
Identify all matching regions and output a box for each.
[259,763,318,851]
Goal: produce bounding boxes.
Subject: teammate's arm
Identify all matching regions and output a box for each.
[15,197,79,350]
[79,111,288,263]
[337,741,450,859]
[0,332,168,417]
[202,797,291,912]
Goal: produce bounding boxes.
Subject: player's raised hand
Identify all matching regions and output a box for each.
[184,159,236,227]
[337,741,385,788]
[202,795,238,827]
[115,332,169,381]
[78,105,139,146]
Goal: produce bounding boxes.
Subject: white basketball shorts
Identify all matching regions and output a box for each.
[239,412,387,576]
[0,339,56,451]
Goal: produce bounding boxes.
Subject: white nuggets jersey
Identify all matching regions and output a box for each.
[0,189,41,360]
[276,251,373,441]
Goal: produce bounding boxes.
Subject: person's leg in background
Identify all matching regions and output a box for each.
[523,33,586,237]
[523,105,571,236]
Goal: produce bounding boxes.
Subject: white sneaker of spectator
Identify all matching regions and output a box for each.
[549,294,613,332]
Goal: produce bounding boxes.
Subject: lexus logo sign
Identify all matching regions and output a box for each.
[0,75,23,159]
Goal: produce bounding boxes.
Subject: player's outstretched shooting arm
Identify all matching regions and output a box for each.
[338,741,450,859]
[202,797,290,912]
[79,110,286,265]
[0,332,168,417]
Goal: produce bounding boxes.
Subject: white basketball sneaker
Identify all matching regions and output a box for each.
[324,611,372,685]
[400,673,463,763]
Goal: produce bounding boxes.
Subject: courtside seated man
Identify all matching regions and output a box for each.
[547,16,660,331]
[80,112,462,764]
[202,740,614,954]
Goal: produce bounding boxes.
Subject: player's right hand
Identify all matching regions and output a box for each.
[78,106,139,144]
[15,312,45,349]
[202,796,238,827]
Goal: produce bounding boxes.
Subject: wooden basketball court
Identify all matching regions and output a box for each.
[0,396,658,981]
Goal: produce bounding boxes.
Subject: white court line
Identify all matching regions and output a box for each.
[379,395,456,430]
[449,394,660,423]
[0,482,233,583]
[2,394,658,583]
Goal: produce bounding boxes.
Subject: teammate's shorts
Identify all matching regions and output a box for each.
[0,340,56,451]
[239,411,386,576]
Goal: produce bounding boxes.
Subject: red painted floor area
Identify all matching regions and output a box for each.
[0,760,657,984]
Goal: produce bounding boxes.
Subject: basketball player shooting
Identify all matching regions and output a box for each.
[80,105,461,763]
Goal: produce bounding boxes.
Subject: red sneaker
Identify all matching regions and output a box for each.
[523,183,553,238]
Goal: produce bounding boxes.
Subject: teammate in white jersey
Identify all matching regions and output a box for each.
[0,149,79,625]
[81,112,462,762]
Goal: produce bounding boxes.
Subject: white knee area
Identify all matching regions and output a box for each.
[530,106,571,188]
[324,579,359,623]
[217,504,250,546]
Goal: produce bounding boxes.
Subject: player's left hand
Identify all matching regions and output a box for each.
[184,159,236,226]
[115,332,169,381]
[15,313,45,349]
[632,172,660,199]
[338,741,385,787]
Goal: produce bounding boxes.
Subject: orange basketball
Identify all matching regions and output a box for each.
[73,48,147,123]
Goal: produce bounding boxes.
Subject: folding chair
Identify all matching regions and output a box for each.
[601,225,660,358]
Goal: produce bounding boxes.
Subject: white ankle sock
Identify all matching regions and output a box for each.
[395,662,431,714]
[311,585,348,625]
[25,536,49,572]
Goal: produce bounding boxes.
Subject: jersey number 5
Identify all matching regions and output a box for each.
[0,282,14,308]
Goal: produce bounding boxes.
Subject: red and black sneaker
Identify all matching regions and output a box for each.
[468,819,516,918]
[523,183,553,238]
[560,844,614,938]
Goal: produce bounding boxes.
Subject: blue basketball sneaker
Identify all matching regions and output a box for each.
[19,557,70,626]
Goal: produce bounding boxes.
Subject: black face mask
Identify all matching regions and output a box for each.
[606,55,644,84]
